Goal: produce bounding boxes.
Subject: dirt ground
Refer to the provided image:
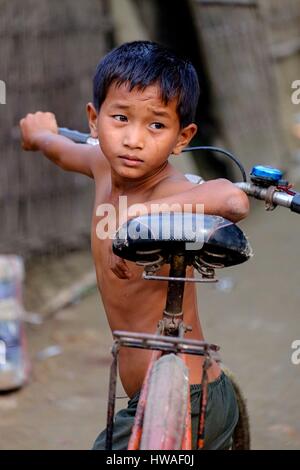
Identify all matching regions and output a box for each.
[1,198,300,450]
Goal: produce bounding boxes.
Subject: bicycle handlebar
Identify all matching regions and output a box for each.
[236,182,300,215]
[59,127,98,145]
[58,127,300,215]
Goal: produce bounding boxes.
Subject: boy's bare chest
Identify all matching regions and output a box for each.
[92,180,152,238]
[90,183,150,275]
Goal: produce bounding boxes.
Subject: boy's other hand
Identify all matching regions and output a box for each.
[20,111,58,151]
[109,247,132,280]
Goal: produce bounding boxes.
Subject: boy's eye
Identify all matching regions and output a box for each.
[113,115,128,122]
[150,122,165,130]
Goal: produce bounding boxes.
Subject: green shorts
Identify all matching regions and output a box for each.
[93,371,239,450]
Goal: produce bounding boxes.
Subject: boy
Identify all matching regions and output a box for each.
[20,41,249,449]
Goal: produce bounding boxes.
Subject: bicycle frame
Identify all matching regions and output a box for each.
[105,253,220,450]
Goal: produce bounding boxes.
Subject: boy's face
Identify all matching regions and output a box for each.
[87,82,197,180]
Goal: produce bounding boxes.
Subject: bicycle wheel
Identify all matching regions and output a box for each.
[140,353,189,450]
[222,366,251,450]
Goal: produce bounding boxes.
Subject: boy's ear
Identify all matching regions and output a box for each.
[172,123,198,155]
[86,102,98,138]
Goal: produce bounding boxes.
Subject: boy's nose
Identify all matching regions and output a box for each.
[123,126,144,150]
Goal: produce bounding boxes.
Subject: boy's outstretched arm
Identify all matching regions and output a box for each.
[19,111,108,178]
[125,178,249,224]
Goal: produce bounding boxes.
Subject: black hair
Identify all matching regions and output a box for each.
[93,41,200,128]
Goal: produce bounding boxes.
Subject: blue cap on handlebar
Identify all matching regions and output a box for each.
[250,165,283,183]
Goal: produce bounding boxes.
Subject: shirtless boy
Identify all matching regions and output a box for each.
[20,41,249,449]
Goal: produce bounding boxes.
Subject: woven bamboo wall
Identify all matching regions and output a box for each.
[0,0,113,256]
[259,0,300,52]
[259,0,300,175]
[189,0,289,175]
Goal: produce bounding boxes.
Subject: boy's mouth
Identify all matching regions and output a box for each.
[119,155,144,166]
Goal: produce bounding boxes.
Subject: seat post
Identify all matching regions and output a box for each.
[163,253,186,318]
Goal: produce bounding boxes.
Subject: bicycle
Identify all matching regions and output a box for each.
[58,127,300,450]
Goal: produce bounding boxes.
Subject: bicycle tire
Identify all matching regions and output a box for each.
[222,366,251,450]
[140,353,189,450]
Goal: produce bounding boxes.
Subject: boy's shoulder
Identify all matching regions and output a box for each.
[90,145,110,179]
[149,166,198,200]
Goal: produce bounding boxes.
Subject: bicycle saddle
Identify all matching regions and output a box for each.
[112,213,252,268]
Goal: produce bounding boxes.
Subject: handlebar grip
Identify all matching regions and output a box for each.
[58,127,90,144]
[290,193,300,214]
